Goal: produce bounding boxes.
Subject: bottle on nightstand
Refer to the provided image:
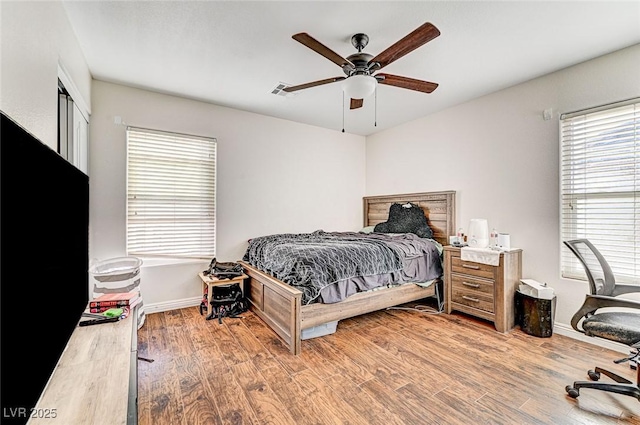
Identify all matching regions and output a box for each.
[490,228,499,249]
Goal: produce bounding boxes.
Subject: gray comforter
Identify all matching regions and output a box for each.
[242,230,443,305]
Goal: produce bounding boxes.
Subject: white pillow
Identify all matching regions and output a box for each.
[360,226,376,234]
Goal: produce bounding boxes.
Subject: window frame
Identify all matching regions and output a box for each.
[560,98,640,284]
[126,126,217,260]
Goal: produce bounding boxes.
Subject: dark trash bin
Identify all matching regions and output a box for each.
[515,290,556,338]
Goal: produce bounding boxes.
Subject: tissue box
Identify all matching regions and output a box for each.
[519,279,554,300]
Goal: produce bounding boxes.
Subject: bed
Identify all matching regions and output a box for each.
[239,191,456,355]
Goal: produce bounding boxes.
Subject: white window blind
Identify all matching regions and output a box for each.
[126,127,216,259]
[560,98,640,283]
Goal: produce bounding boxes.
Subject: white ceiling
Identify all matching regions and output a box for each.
[62,1,640,136]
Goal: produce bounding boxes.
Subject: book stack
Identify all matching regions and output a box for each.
[89,291,141,313]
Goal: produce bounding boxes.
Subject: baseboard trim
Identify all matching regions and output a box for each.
[143,297,201,314]
[553,322,628,354]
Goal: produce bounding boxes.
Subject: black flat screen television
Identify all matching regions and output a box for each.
[1,111,89,424]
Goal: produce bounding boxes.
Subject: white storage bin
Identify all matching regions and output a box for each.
[89,257,145,328]
[301,321,338,340]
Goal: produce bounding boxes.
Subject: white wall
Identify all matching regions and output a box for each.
[3,0,638,333]
[366,44,640,328]
[90,80,366,309]
[0,1,91,149]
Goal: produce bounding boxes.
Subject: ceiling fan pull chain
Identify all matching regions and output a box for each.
[342,91,345,133]
[374,86,377,127]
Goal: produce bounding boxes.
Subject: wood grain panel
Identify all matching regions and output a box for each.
[149,360,185,425]
[259,366,346,425]
[451,286,494,312]
[324,374,407,425]
[247,277,263,309]
[175,356,222,425]
[320,332,413,390]
[206,314,251,366]
[241,313,309,375]
[363,190,455,246]
[294,370,372,425]
[231,361,297,424]
[301,283,436,329]
[263,286,294,327]
[137,324,152,425]
[139,306,640,424]
[29,313,137,425]
[444,246,522,332]
[361,377,449,424]
[304,336,376,385]
[451,274,495,297]
[450,255,497,280]
[225,319,280,371]
[495,249,522,333]
[206,361,259,424]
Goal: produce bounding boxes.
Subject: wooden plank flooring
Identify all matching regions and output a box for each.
[137,301,640,424]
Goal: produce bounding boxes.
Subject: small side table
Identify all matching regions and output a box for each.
[198,271,248,309]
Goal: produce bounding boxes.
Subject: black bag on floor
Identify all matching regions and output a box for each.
[206,283,248,324]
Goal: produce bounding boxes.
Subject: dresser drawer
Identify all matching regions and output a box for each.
[450,255,496,280]
[451,273,494,313]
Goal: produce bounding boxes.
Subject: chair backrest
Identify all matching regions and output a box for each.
[563,239,616,296]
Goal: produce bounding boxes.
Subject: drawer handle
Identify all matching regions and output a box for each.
[461,264,480,270]
[462,295,480,303]
[462,281,480,288]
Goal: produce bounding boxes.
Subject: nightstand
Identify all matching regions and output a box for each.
[443,246,522,332]
[198,271,248,313]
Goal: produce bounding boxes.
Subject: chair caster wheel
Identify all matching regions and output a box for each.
[588,370,600,381]
[566,386,580,398]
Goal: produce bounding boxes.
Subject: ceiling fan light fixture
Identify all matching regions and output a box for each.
[342,75,377,99]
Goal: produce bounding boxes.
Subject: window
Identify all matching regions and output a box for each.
[126,127,216,259]
[560,98,640,283]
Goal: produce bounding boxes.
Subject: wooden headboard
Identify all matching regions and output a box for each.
[363,191,456,246]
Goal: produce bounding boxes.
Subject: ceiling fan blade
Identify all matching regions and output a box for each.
[283,76,345,93]
[376,73,438,93]
[369,22,440,71]
[292,33,354,68]
[350,98,364,110]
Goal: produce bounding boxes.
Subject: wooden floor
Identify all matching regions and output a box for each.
[137,300,640,425]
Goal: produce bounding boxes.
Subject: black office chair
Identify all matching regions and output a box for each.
[563,239,640,400]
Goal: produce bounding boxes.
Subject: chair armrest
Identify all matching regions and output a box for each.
[612,284,640,298]
[570,294,640,332]
[588,294,640,309]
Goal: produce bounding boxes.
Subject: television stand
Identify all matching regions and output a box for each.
[28,308,139,425]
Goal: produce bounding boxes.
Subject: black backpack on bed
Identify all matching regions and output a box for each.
[373,202,433,238]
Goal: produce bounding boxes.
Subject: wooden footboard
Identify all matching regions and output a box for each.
[239,261,303,355]
[240,261,437,355]
[300,283,436,329]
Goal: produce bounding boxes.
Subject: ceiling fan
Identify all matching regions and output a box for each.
[283,22,440,110]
